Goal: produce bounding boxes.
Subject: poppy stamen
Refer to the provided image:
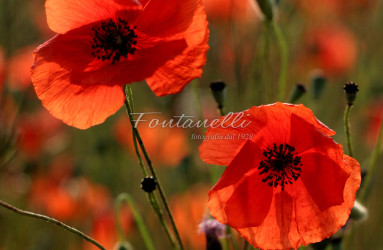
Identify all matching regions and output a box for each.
[258,143,302,190]
[91,18,137,64]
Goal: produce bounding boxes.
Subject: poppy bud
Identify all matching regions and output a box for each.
[210,80,226,110]
[344,82,359,106]
[140,176,157,193]
[198,219,226,250]
[113,241,133,250]
[350,200,368,221]
[288,83,307,104]
[256,0,274,21]
[310,70,327,100]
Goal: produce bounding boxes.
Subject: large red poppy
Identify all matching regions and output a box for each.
[31,0,209,129]
[199,103,361,249]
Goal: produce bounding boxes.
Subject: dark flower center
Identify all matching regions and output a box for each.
[258,143,302,190]
[91,18,137,64]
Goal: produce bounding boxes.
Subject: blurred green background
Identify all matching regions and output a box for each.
[0,0,382,249]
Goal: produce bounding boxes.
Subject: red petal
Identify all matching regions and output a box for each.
[292,155,360,244]
[136,0,201,37]
[34,30,94,72]
[72,36,187,86]
[208,141,273,227]
[277,102,335,136]
[236,188,304,249]
[35,31,188,86]
[31,60,125,129]
[145,0,208,96]
[289,113,338,153]
[46,0,141,34]
[199,107,266,166]
[300,150,348,211]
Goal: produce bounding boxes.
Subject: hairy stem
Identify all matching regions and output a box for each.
[124,85,184,250]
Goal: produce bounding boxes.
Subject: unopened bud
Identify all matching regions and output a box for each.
[256,0,274,21]
[350,200,368,221]
[141,176,157,193]
[310,70,327,100]
[288,83,307,103]
[210,80,226,110]
[344,82,359,106]
[113,241,133,250]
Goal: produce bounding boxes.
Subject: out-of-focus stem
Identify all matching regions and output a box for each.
[115,193,155,250]
[359,119,383,202]
[0,199,106,250]
[192,81,221,184]
[271,20,288,101]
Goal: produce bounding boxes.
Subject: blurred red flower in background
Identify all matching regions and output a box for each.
[16,108,65,158]
[304,25,357,76]
[202,0,260,24]
[31,0,209,129]
[114,115,190,167]
[171,185,209,250]
[295,0,377,16]
[0,46,5,93]
[7,46,35,91]
[29,155,114,221]
[199,103,361,249]
[366,101,383,147]
[83,206,132,250]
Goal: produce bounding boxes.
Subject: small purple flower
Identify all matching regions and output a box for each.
[198,218,226,238]
[198,219,226,250]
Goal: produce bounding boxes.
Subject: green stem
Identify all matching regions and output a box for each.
[242,239,249,250]
[344,104,353,157]
[0,199,107,250]
[124,85,184,250]
[358,118,383,202]
[191,81,206,135]
[124,88,175,247]
[226,226,239,250]
[115,193,155,250]
[148,193,176,249]
[125,86,148,177]
[271,20,288,102]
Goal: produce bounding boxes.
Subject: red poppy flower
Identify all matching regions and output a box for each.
[199,103,361,249]
[31,0,209,129]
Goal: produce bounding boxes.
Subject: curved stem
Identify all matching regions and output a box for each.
[271,20,288,102]
[124,85,184,250]
[115,193,156,250]
[0,199,107,250]
[344,104,353,157]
